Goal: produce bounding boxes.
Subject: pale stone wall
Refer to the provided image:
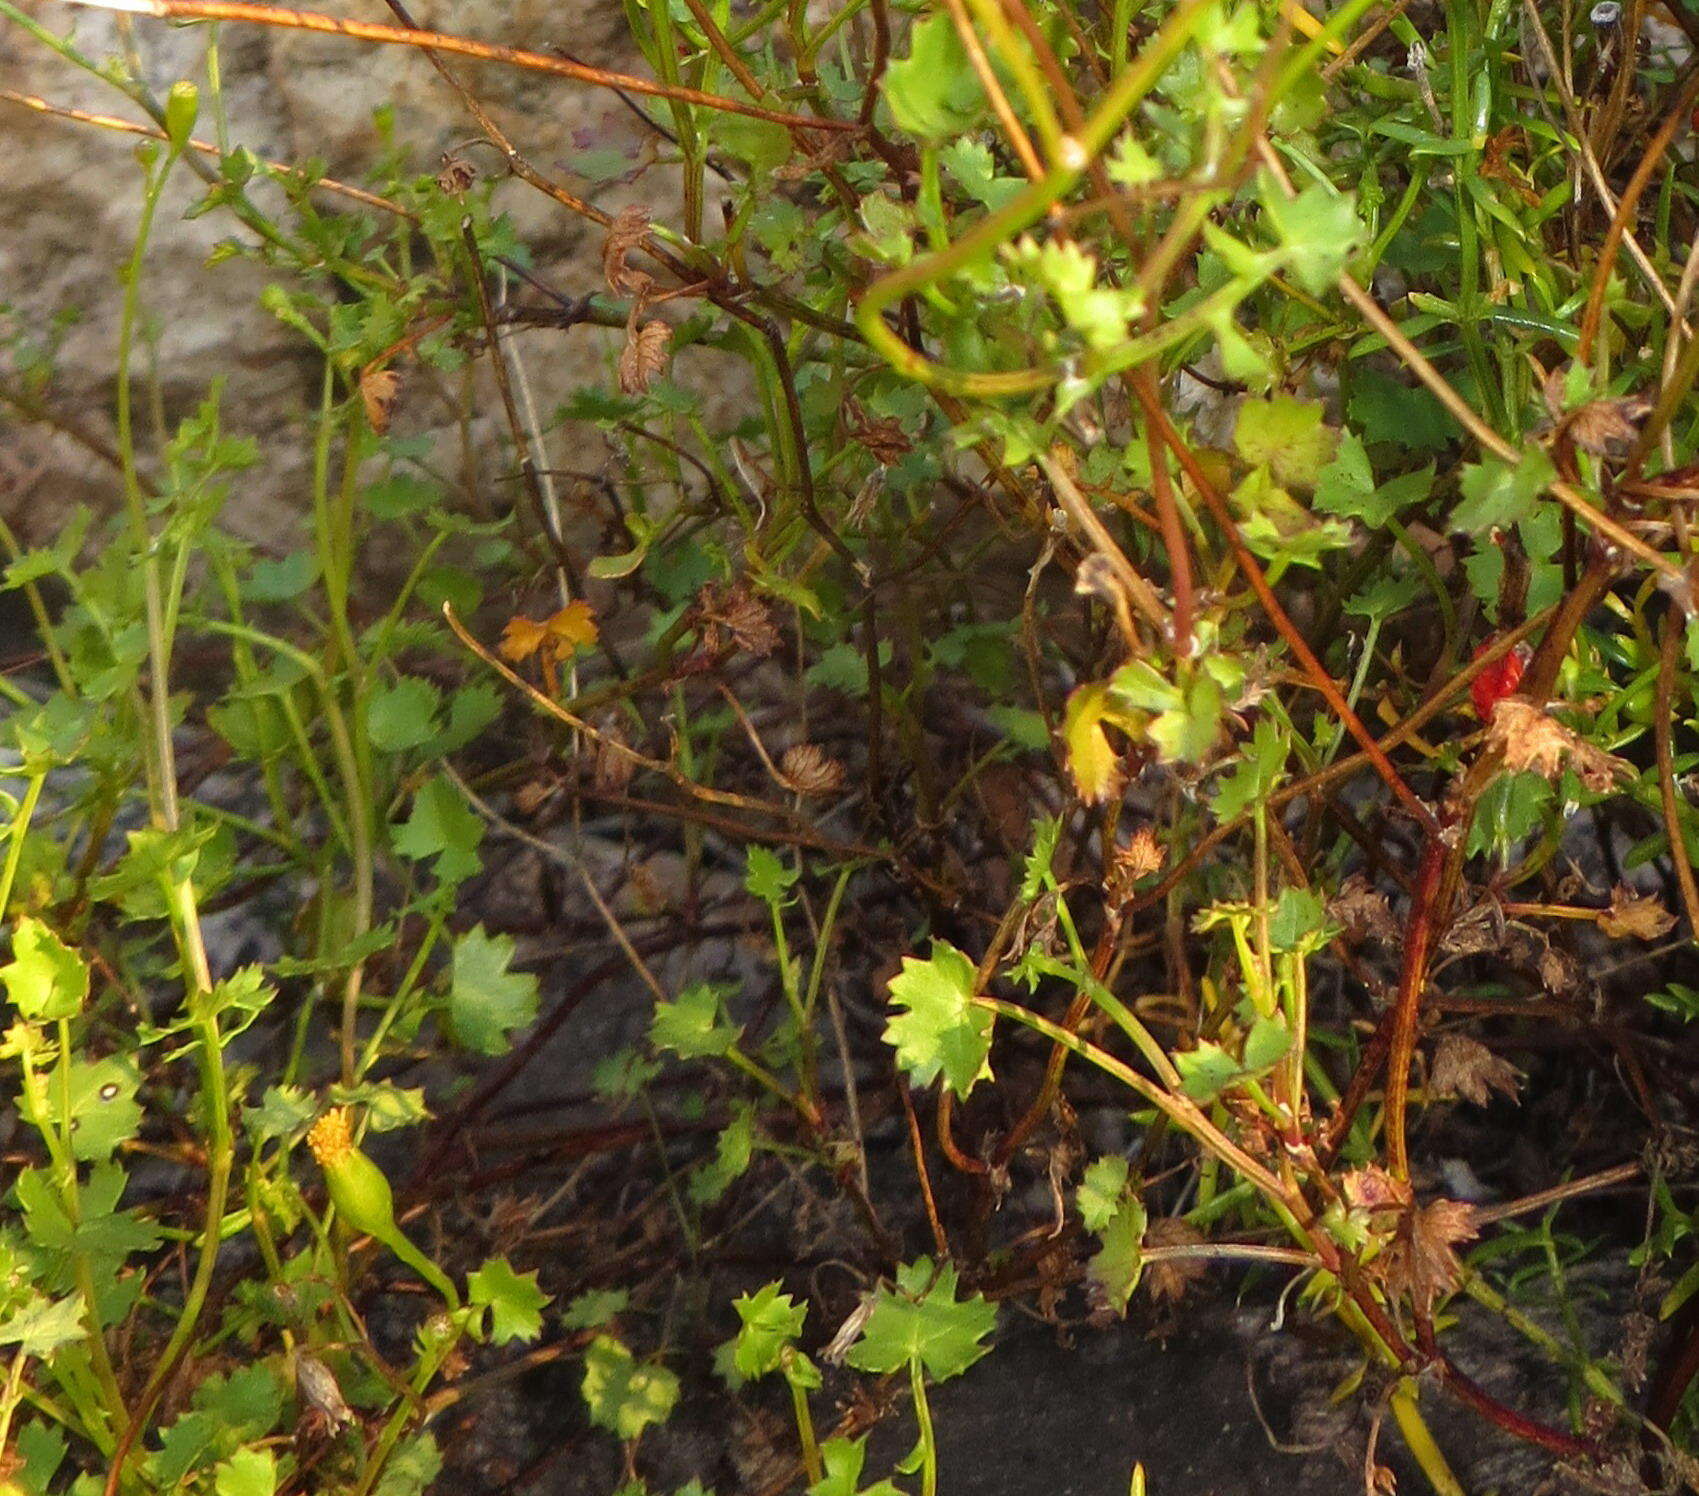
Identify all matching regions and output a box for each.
[0,0,665,549]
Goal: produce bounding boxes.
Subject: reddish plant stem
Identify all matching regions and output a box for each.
[934,1087,989,1176]
[899,1082,952,1260]
[1415,1317,1598,1460]
[76,0,857,131]
[1144,403,1437,836]
[1131,370,1195,656]
[858,0,892,126]
[1655,607,1699,937]
[993,923,1120,1170]
[1646,1286,1699,1440]
[1321,1004,1397,1165]
[1576,61,1699,368]
[1381,834,1448,1180]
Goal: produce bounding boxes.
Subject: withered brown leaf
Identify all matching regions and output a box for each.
[1598,883,1678,941]
[848,412,911,465]
[1560,397,1651,456]
[1486,695,1632,793]
[1385,1198,1478,1312]
[619,318,671,395]
[602,203,653,297]
[695,581,780,658]
[1342,1165,1413,1214]
[1330,872,1399,946]
[360,366,399,435]
[1142,1215,1208,1307]
[436,152,477,195]
[1429,1033,1522,1107]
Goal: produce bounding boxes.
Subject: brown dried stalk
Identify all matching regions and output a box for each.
[0,87,411,216]
[53,0,856,131]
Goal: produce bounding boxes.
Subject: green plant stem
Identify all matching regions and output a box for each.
[1461,1276,1622,1407]
[786,1363,823,1486]
[802,863,856,1020]
[351,1317,467,1496]
[101,121,238,1496]
[0,1350,30,1463]
[909,1357,938,1496]
[855,0,1215,392]
[726,1045,820,1128]
[0,770,44,918]
[1390,1380,1467,1496]
[356,905,449,1077]
[765,887,821,1111]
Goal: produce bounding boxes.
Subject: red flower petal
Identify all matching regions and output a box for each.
[1470,640,1531,718]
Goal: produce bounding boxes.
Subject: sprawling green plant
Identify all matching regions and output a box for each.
[4,0,1699,1489]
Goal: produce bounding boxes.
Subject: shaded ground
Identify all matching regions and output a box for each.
[423,1284,1600,1495]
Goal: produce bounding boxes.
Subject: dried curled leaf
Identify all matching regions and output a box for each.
[1142,1215,1208,1307]
[619,318,671,395]
[436,153,477,194]
[1486,695,1632,793]
[602,204,653,296]
[1105,827,1162,908]
[1564,398,1650,456]
[1429,1033,1521,1107]
[1537,941,1580,995]
[1438,894,1504,958]
[779,743,845,796]
[1118,826,1164,882]
[295,1351,354,1431]
[695,581,780,658]
[1598,884,1677,941]
[1383,1198,1478,1312]
[1329,873,1399,947]
[591,715,636,795]
[360,366,400,434]
[848,412,911,465]
[1543,367,1651,457]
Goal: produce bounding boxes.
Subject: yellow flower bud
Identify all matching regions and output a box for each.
[308,1107,397,1243]
[308,1108,458,1308]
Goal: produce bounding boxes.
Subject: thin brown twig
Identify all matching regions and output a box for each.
[52,0,858,130]
[898,1082,952,1260]
[1131,370,1194,654]
[1469,1160,1643,1228]
[939,0,1044,180]
[677,0,767,101]
[1140,414,1439,834]
[1338,274,1682,585]
[857,0,891,127]
[934,1087,989,1176]
[1320,0,1410,80]
[0,88,413,216]
[1576,60,1699,368]
[1382,834,1446,1180]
